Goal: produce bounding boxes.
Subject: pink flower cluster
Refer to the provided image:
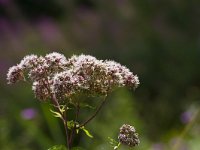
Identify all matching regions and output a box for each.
[7,52,139,101]
[118,124,140,147]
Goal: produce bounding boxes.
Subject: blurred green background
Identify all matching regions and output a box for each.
[1,0,200,149]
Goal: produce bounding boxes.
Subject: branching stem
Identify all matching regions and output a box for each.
[79,96,107,128]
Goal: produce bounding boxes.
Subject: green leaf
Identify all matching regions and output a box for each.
[108,137,121,149]
[67,120,80,131]
[81,127,93,138]
[108,137,118,145]
[76,128,80,134]
[67,120,75,130]
[79,103,95,109]
[48,145,67,150]
[50,109,62,119]
[59,105,66,114]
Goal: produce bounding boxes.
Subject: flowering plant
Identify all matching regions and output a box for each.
[7,52,139,149]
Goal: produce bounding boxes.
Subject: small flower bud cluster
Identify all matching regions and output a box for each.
[104,60,139,89]
[7,52,139,102]
[7,65,24,84]
[18,54,38,70]
[118,124,140,147]
[45,52,67,73]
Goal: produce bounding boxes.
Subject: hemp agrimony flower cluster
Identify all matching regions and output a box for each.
[7,52,139,101]
[109,124,140,149]
[7,52,140,149]
[118,124,140,147]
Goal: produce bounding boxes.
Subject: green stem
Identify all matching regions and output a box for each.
[79,96,107,128]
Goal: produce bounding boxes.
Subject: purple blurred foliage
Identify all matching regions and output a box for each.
[0,0,10,5]
[21,108,37,120]
[0,17,11,34]
[152,143,164,150]
[180,111,193,124]
[36,17,62,44]
[0,17,25,51]
[0,17,17,38]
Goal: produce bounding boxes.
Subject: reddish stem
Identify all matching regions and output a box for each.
[69,103,80,146]
[79,97,106,128]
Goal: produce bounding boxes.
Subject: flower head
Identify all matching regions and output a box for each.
[52,70,85,99]
[104,60,140,89]
[45,52,67,68]
[7,65,24,84]
[118,124,140,147]
[28,56,49,80]
[19,54,38,69]
[32,79,50,101]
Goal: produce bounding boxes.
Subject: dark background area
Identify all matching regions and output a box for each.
[0,0,200,149]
